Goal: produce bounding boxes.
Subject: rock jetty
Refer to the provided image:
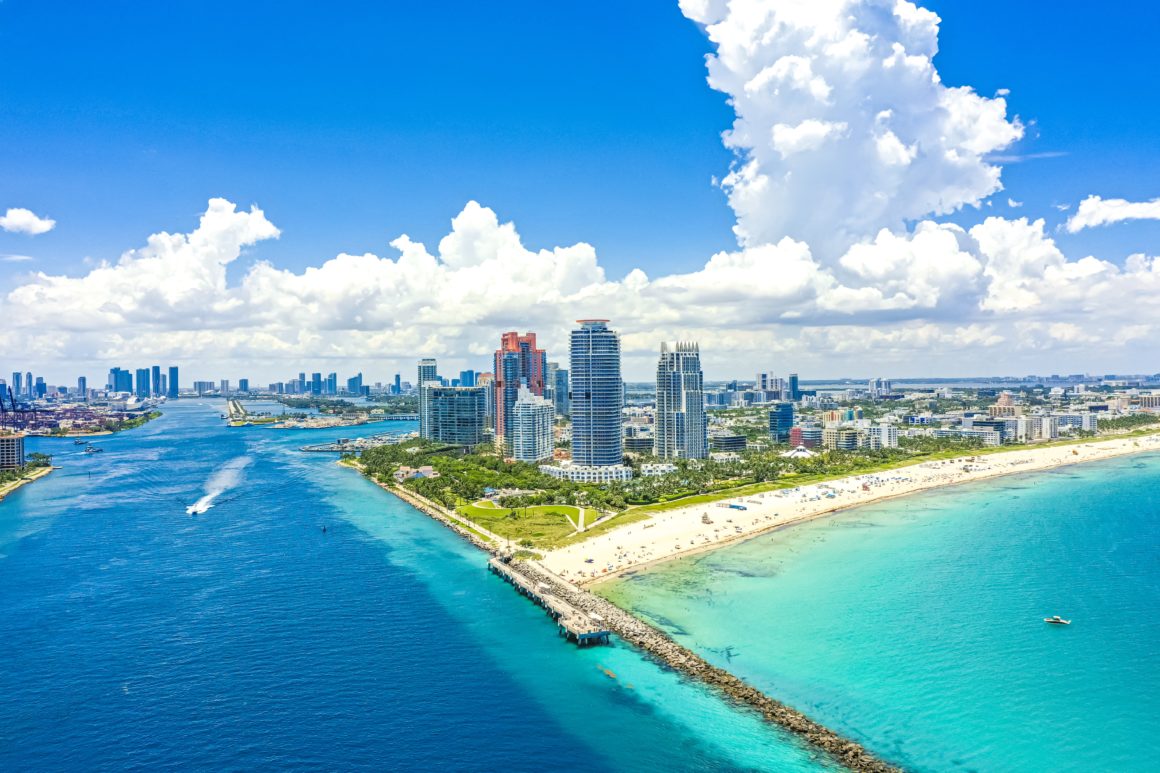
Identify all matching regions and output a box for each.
[371,478,901,772]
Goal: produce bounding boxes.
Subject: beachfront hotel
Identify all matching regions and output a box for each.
[654,341,708,459]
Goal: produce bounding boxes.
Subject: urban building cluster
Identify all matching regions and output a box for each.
[2,365,179,403]
[6,345,1159,486]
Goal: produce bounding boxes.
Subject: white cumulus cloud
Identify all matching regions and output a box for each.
[1065,195,1160,233]
[680,0,1023,257]
[0,207,56,235]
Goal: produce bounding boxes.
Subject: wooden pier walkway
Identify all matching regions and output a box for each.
[487,557,611,646]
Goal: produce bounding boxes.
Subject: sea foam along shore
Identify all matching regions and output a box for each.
[351,464,901,773]
[0,466,53,504]
[541,433,1160,586]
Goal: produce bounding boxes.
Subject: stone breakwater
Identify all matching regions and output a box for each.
[360,473,901,772]
[516,560,901,773]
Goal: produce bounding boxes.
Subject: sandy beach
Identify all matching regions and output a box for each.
[540,434,1160,585]
[0,465,53,503]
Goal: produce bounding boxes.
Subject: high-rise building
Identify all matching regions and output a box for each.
[346,372,364,395]
[0,435,25,471]
[493,332,547,453]
[570,320,623,467]
[769,402,795,442]
[417,359,438,389]
[788,373,800,401]
[159,374,167,397]
[168,366,180,398]
[459,370,476,388]
[476,372,496,431]
[325,373,337,395]
[238,378,250,393]
[868,424,899,449]
[654,342,708,459]
[108,367,133,393]
[24,372,33,398]
[553,366,570,417]
[495,350,520,451]
[11,372,20,398]
[34,377,46,398]
[220,379,230,396]
[419,384,486,446]
[310,373,322,395]
[135,368,150,399]
[511,386,554,463]
[151,365,161,397]
[417,358,439,435]
[393,373,402,395]
[77,376,87,399]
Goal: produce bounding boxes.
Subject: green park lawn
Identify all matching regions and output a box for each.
[456,501,606,549]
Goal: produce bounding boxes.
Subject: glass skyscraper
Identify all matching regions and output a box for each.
[654,341,707,459]
[569,320,623,467]
[419,384,486,446]
[769,402,795,442]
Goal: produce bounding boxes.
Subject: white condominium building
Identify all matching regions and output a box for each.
[511,386,554,463]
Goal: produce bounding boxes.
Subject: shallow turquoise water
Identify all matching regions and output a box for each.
[603,453,1160,771]
[0,402,830,771]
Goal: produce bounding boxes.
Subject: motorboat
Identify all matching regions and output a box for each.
[74,439,88,445]
[84,446,104,454]
[1044,616,1071,625]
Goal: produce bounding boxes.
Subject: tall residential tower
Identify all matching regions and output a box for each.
[569,320,623,467]
[493,331,547,454]
[654,341,707,459]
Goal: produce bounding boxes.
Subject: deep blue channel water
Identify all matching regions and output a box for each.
[0,402,828,772]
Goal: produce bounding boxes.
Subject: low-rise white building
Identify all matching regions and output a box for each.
[539,463,634,483]
[640,462,677,477]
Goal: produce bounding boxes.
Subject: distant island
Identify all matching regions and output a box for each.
[223,396,418,429]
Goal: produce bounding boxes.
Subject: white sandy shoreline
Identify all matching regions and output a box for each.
[540,434,1160,586]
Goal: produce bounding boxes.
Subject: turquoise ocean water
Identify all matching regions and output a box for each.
[0,403,829,772]
[604,452,1160,772]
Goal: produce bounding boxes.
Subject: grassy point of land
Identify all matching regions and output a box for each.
[456,501,603,549]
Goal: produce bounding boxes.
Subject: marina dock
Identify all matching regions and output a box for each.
[487,557,611,646]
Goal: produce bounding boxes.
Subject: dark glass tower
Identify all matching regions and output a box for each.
[569,320,623,466]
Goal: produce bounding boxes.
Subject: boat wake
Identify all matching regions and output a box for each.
[186,456,252,515]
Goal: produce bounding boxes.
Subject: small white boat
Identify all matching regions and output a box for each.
[1044,615,1071,625]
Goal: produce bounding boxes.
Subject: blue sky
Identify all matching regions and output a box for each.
[1,0,1158,381]
[0,1,735,276]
